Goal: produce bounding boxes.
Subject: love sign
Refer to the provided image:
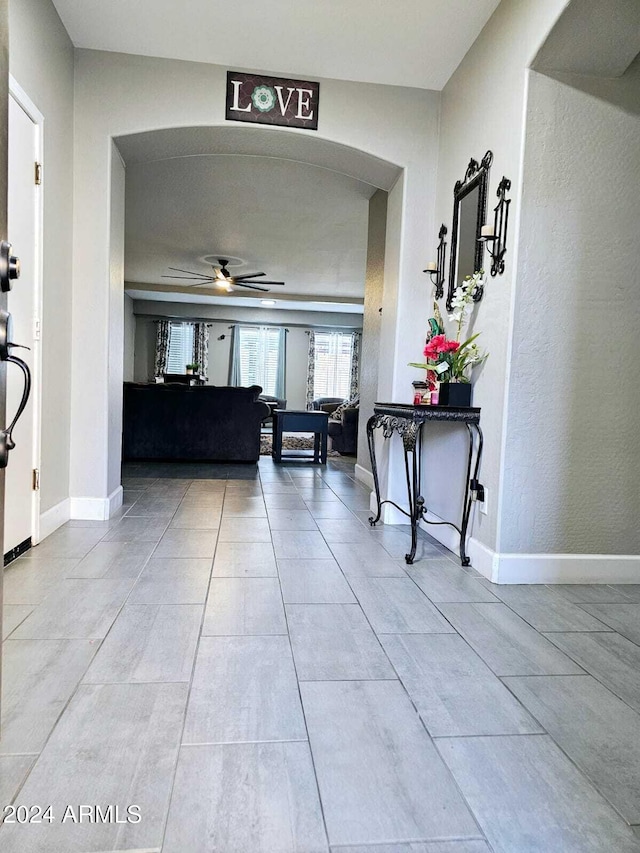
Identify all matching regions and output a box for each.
[226,71,320,131]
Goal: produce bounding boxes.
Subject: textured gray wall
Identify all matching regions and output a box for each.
[502,64,640,553]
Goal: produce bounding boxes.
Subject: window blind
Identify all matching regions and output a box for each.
[166,322,195,373]
[236,326,283,396]
[313,331,354,399]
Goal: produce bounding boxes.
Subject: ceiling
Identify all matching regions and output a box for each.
[51,0,501,90]
[124,155,374,302]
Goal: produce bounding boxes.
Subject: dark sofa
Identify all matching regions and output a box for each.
[123,383,269,462]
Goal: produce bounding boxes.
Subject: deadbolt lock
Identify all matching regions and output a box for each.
[0,240,21,292]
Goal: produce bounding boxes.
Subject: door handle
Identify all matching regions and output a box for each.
[0,240,21,292]
[0,309,32,469]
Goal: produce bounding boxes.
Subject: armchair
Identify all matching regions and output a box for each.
[312,396,344,413]
[259,394,287,423]
[327,405,359,455]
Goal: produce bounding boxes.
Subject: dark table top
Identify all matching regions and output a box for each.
[373,402,481,424]
[274,409,329,417]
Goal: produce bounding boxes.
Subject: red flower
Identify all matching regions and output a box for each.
[424,335,459,360]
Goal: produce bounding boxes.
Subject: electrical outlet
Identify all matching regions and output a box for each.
[479,486,488,515]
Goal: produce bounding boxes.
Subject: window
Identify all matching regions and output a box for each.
[235,326,284,396]
[313,331,354,399]
[166,322,195,373]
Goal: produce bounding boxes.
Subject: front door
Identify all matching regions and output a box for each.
[4,93,38,560]
[0,0,10,720]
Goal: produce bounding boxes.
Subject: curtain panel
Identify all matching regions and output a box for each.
[274,327,286,400]
[153,319,170,378]
[349,331,362,399]
[228,325,240,386]
[305,330,316,409]
[193,322,212,377]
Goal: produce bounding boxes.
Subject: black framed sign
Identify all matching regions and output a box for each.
[226,71,320,131]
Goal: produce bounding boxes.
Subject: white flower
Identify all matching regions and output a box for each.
[251,85,276,113]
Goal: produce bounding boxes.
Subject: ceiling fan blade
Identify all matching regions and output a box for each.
[237,282,270,292]
[168,266,214,277]
[251,281,285,285]
[162,275,215,281]
[232,272,266,281]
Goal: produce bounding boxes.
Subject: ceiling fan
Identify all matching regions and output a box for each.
[162,259,285,293]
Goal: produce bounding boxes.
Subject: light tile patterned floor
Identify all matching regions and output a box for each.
[1,456,640,852]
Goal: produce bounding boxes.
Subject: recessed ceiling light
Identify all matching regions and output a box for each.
[261,300,276,306]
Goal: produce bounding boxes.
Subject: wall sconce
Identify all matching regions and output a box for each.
[423,224,447,299]
[479,176,511,276]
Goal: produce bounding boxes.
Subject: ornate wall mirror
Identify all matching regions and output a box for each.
[446,150,493,310]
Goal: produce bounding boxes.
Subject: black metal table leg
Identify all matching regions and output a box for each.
[367,415,383,525]
[459,422,484,566]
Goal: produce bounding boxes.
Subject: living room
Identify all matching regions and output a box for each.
[120,142,387,466]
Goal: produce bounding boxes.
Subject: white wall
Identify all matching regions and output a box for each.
[357,189,387,472]
[502,64,640,554]
[70,49,440,511]
[424,0,568,553]
[9,0,74,515]
[132,300,363,411]
[123,294,135,381]
[106,144,125,501]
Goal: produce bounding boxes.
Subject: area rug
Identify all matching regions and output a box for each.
[260,433,340,457]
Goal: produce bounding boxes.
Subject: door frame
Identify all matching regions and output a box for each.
[8,75,44,546]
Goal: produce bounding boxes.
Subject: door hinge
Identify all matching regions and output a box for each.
[32,468,40,491]
[35,162,42,185]
[34,318,41,341]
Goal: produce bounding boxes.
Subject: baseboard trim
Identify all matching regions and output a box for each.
[108,486,124,516]
[70,486,124,521]
[354,464,374,490]
[419,511,639,584]
[39,498,71,541]
[494,552,640,585]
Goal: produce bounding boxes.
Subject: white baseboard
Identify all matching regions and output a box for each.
[39,498,70,541]
[494,552,640,585]
[354,463,374,490]
[420,511,640,584]
[70,486,124,521]
[108,486,124,516]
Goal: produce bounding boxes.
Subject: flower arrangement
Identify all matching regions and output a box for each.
[409,271,488,384]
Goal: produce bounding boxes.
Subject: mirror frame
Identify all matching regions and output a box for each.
[446,150,493,311]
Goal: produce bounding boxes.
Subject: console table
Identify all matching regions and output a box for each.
[367,403,483,566]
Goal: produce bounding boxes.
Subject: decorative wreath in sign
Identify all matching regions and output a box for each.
[251,85,276,112]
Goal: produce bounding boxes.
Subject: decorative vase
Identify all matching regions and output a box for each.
[186,368,193,375]
[438,381,472,407]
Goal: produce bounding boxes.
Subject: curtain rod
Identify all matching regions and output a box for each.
[140,315,362,332]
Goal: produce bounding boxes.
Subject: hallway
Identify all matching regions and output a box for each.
[1,459,640,852]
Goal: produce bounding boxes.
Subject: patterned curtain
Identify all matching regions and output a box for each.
[193,322,211,377]
[305,330,316,409]
[349,331,362,399]
[153,320,170,378]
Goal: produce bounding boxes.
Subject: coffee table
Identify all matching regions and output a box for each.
[272,409,329,464]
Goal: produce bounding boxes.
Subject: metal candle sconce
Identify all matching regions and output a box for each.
[479,176,511,276]
[423,224,447,299]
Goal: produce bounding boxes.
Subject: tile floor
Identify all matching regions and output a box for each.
[1,456,640,852]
